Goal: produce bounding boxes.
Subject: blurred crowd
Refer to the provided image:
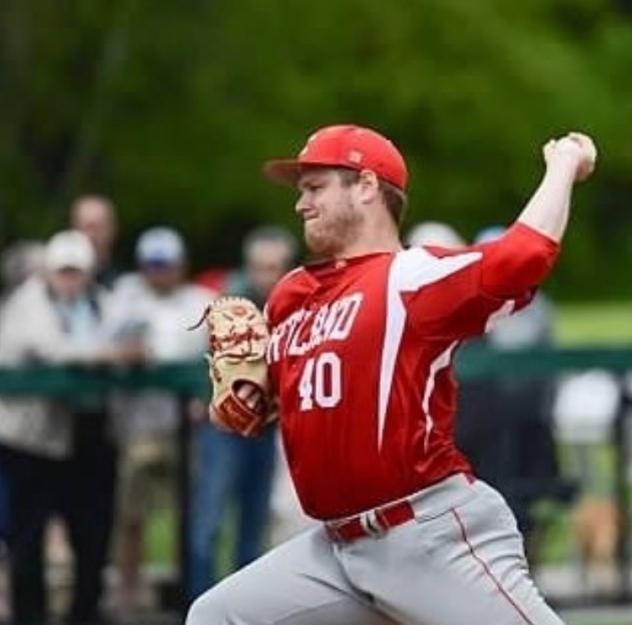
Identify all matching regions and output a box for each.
[0,195,306,625]
[0,197,621,624]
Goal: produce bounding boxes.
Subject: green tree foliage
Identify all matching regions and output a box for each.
[1,0,630,297]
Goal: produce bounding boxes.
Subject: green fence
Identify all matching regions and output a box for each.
[1,346,632,612]
[0,362,208,397]
[1,347,631,396]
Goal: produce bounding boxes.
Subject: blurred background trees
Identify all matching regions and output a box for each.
[0,0,631,298]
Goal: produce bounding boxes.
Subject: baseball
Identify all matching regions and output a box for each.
[568,132,597,181]
[545,132,597,182]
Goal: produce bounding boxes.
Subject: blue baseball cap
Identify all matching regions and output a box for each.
[136,227,185,266]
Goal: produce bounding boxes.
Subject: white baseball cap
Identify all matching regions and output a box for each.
[474,225,507,245]
[406,222,465,248]
[136,227,185,266]
[45,230,96,273]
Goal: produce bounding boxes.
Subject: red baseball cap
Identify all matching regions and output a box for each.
[263,124,408,191]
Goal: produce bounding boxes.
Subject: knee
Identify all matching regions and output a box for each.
[185,587,231,625]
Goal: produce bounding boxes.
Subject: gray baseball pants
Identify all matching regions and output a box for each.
[186,475,565,625]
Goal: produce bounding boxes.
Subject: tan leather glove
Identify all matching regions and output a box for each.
[193,296,271,437]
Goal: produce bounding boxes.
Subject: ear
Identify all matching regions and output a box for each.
[354,169,381,205]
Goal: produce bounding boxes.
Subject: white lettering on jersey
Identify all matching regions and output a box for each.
[267,308,305,363]
[328,292,362,340]
[287,310,314,356]
[298,351,342,410]
[267,293,364,364]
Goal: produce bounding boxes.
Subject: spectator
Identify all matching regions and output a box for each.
[67,195,122,595]
[0,240,45,302]
[405,220,465,248]
[71,195,119,289]
[108,227,211,611]
[0,239,44,549]
[0,230,136,625]
[0,452,7,544]
[188,226,297,600]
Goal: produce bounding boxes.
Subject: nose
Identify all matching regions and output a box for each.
[295,192,310,215]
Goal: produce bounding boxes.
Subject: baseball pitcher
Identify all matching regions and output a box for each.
[188,124,596,625]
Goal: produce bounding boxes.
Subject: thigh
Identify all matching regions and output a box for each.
[437,481,565,625]
[186,526,396,625]
[191,429,240,525]
[195,428,241,500]
[198,424,242,472]
[0,448,10,538]
[346,481,564,625]
[118,439,170,524]
[238,430,276,519]
[10,451,62,535]
[65,439,116,530]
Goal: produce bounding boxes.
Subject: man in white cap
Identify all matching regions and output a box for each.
[0,230,137,625]
[405,221,465,249]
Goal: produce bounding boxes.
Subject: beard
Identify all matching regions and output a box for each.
[304,198,364,259]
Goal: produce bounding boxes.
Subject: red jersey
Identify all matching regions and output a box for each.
[265,223,559,520]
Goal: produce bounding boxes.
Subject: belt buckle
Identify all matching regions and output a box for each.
[360,509,386,538]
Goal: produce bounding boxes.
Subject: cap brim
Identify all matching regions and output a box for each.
[140,256,181,266]
[262,159,303,186]
[50,263,90,272]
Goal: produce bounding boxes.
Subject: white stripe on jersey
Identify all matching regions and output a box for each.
[484,299,516,333]
[422,341,458,452]
[377,247,482,449]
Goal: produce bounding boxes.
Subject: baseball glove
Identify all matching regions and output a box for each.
[190,296,271,437]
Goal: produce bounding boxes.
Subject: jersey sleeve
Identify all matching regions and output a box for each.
[264,266,310,328]
[406,223,559,340]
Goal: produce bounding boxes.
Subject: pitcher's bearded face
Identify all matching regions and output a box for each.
[295,169,364,258]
